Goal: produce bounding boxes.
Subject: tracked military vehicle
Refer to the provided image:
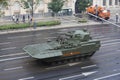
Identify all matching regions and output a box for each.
[23,29,100,64]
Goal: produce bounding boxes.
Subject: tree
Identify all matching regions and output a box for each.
[0,0,8,17]
[48,0,64,17]
[21,0,41,18]
[75,0,92,13]
[0,0,8,8]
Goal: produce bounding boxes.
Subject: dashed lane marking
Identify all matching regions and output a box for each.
[7,34,42,39]
[0,56,29,62]
[102,42,120,47]
[68,62,82,66]
[1,47,16,50]
[44,37,56,40]
[94,35,106,39]
[46,62,82,70]
[81,65,97,69]
[97,37,112,41]
[59,71,98,80]
[59,74,82,80]
[101,39,120,43]
[0,42,11,45]
[94,72,120,80]
[95,50,120,58]
[18,77,34,80]
[113,69,120,72]
[0,53,25,58]
[8,35,34,39]
[45,64,67,70]
[4,66,23,71]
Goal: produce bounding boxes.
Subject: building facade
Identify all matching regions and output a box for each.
[93,0,120,7]
[92,0,120,15]
[2,0,75,16]
[2,0,120,16]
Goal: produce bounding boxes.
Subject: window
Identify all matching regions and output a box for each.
[39,0,44,7]
[103,0,106,6]
[109,0,112,6]
[115,0,118,5]
[13,2,20,11]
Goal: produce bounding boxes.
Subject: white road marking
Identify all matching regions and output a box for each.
[18,77,34,80]
[59,29,68,31]
[0,53,25,58]
[45,64,67,70]
[8,35,33,39]
[82,71,98,76]
[117,50,120,52]
[97,37,111,41]
[59,71,97,80]
[102,42,120,47]
[4,66,23,71]
[113,69,120,72]
[95,50,120,58]
[46,62,81,70]
[59,74,82,80]
[0,42,11,45]
[102,39,120,43]
[1,47,16,50]
[94,36,105,39]
[0,56,29,62]
[44,37,56,40]
[81,64,97,69]
[94,72,120,80]
[68,62,81,66]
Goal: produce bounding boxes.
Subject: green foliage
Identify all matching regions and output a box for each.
[0,20,61,30]
[48,0,64,14]
[37,20,61,26]
[76,0,92,13]
[78,18,87,23]
[21,0,29,9]
[0,0,8,17]
[21,0,40,14]
[0,23,29,30]
[0,11,4,17]
[0,0,8,7]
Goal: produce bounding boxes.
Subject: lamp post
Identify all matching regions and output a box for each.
[31,0,37,29]
[31,0,34,18]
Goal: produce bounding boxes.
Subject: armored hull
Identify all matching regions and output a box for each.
[23,29,100,63]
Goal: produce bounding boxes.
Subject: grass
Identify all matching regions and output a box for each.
[78,18,87,23]
[0,20,61,30]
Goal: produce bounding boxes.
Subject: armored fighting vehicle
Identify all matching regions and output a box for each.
[23,29,100,64]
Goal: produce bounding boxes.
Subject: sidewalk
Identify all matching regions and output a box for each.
[2,15,119,35]
[0,17,103,35]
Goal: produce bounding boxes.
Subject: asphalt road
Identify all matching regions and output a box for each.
[0,24,120,80]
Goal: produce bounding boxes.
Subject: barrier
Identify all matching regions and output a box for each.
[88,13,120,28]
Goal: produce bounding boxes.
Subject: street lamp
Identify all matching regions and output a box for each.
[31,0,37,29]
[31,0,34,18]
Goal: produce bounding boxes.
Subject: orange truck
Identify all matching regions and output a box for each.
[86,5,110,20]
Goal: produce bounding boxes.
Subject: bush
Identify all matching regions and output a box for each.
[37,20,61,26]
[0,23,29,30]
[0,20,61,30]
[78,18,87,23]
